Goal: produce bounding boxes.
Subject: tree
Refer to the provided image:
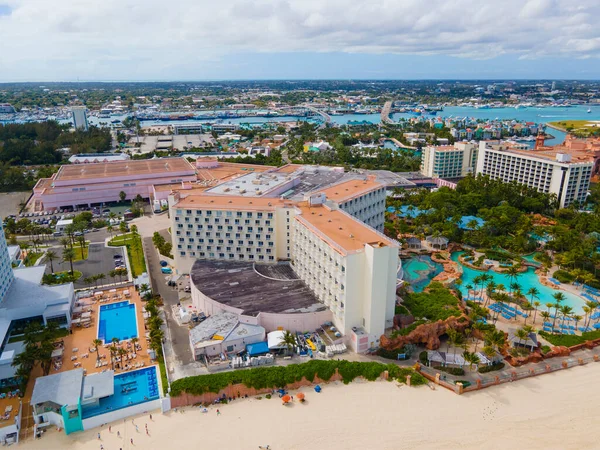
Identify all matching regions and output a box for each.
[131,337,139,355]
[107,224,114,238]
[462,351,480,371]
[77,235,86,260]
[532,301,541,324]
[446,327,466,358]
[514,327,529,349]
[118,348,127,368]
[62,247,75,275]
[541,311,551,326]
[551,292,566,330]
[109,345,117,370]
[279,331,297,354]
[45,250,57,273]
[92,338,103,365]
[119,191,127,202]
[12,321,63,379]
[119,222,128,235]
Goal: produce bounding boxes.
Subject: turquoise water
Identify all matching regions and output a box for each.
[81,366,159,419]
[98,301,138,343]
[451,252,585,313]
[402,255,444,292]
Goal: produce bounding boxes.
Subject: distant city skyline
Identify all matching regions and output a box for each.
[1,0,600,81]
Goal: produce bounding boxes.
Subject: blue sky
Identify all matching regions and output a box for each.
[1,0,600,81]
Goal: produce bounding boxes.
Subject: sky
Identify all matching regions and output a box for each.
[1,0,600,81]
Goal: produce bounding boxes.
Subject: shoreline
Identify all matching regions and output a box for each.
[23,363,600,450]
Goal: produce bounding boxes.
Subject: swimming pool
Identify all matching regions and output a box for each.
[81,366,160,419]
[98,301,138,343]
[451,252,585,313]
[402,255,444,292]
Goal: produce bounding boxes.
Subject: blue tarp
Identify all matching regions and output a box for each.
[246,341,269,356]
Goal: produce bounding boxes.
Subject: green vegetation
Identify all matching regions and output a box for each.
[539,329,600,347]
[152,232,173,259]
[478,362,505,373]
[23,251,44,267]
[390,320,427,338]
[73,245,89,261]
[42,270,82,285]
[170,360,426,397]
[109,230,146,277]
[158,359,169,396]
[432,366,465,376]
[552,270,574,283]
[402,282,462,321]
[548,121,600,138]
[12,322,69,391]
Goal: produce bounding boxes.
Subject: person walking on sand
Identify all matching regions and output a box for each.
[109,426,111,433]
[135,424,139,433]
[117,431,121,438]
[149,414,152,421]
[131,438,134,445]
[217,409,220,416]
[97,432,101,440]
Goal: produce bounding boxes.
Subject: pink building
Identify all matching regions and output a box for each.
[30,158,197,211]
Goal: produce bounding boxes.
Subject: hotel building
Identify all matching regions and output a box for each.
[420,142,478,179]
[168,162,400,352]
[71,106,89,132]
[476,141,593,208]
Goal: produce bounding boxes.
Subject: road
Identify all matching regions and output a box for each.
[381,100,394,124]
[143,233,197,379]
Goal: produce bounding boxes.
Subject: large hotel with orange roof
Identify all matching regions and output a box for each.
[169,159,399,353]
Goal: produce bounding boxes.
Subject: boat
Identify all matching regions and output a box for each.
[588,108,592,113]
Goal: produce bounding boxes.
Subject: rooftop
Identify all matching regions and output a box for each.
[54,157,195,182]
[30,368,84,406]
[189,260,326,316]
[296,204,397,253]
[176,195,286,211]
[2,266,74,311]
[189,312,265,348]
[316,177,382,203]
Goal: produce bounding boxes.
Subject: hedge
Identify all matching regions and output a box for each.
[538,331,582,347]
[170,360,427,397]
[478,362,505,373]
[402,282,461,321]
[553,270,574,284]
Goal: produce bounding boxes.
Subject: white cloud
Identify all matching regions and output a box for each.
[0,0,599,80]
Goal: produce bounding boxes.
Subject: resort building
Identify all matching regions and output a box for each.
[71,106,89,132]
[420,142,478,178]
[31,366,161,434]
[169,163,400,352]
[29,158,197,211]
[476,141,594,208]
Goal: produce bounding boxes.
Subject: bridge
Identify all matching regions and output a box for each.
[381,101,394,125]
[304,105,331,124]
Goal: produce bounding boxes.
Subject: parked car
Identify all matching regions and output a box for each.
[161,267,173,274]
[159,261,168,267]
[113,254,122,260]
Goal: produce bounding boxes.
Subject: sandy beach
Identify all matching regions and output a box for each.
[20,362,600,450]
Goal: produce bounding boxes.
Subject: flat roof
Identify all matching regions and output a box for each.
[3,266,74,311]
[54,157,195,182]
[176,195,286,211]
[81,370,114,401]
[296,204,397,253]
[206,172,291,197]
[316,177,382,203]
[31,368,84,406]
[190,261,326,316]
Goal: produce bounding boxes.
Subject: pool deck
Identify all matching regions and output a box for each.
[17,286,158,440]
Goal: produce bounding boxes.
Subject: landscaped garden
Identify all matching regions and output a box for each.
[108,228,146,277]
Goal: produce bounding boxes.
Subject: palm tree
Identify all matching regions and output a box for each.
[551,292,566,330]
[447,327,466,358]
[109,345,117,370]
[45,250,57,273]
[107,225,114,238]
[62,247,75,275]
[532,301,541,324]
[97,273,106,287]
[541,311,551,327]
[545,302,554,314]
[471,321,486,352]
[279,331,297,354]
[559,305,573,330]
[463,351,480,371]
[131,337,139,355]
[573,314,583,331]
[514,327,529,349]
[92,338,103,365]
[77,235,86,260]
[117,348,127,368]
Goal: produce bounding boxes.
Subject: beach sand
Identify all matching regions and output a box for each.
[22,363,600,450]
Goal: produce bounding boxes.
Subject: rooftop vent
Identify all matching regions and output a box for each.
[349,234,354,238]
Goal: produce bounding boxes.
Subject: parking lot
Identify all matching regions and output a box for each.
[46,243,126,288]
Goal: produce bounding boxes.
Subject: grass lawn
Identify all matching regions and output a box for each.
[108,232,146,277]
[24,251,44,267]
[73,245,89,261]
[548,120,600,137]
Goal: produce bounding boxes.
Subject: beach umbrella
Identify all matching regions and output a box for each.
[281,395,291,404]
[314,385,321,393]
[296,392,305,402]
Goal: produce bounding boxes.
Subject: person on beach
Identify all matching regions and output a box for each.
[149,414,152,420]
[131,438,134,445]
[135,424,139,433]
[217,409,220,416]
[109,426,111,433]
[97,433,101,440]
[117,431,121,438]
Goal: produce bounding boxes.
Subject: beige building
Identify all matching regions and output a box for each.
[168,163,400,352]
[421,142,478,179]
[476,141,593,208]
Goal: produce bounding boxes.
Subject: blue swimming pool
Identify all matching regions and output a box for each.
[402,255,444,292]
[81,366,160,419]
[98,301,138,343]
